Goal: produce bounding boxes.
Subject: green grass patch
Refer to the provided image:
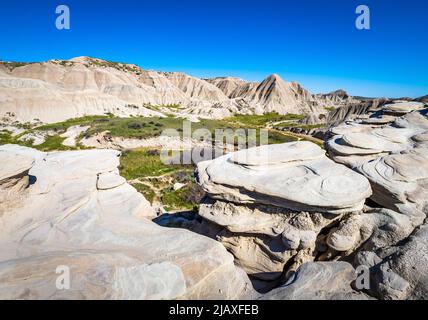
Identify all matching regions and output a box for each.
[274,123,325,130]
[0,131,15,145]
[33,135,72,152]
[119,149,191,180]
[0,131,33,148]
[226,113,305,127]
[267,130,298,144]
[0,131,75,151]
[324,106,336,112]
[161,184,198,212]
[37,115,112,132]
[131,183,156,204]
[87,116,240,140]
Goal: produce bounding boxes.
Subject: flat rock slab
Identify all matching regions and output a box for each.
[327,111,428,222]
[0,150,34,181]
[383,102,425,114]
[197,141,372,214]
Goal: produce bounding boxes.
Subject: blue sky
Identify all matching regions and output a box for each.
[1,0,427,97]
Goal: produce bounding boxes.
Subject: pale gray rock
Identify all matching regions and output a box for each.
[326,107,428,300]
[327,208,414,253]
[327,111,428,223]
[0,149,34,182]
[0,145,254,300]
[197,142,372,214]
[356,148,428,224]
[199,199,342,281]
[17,131,47,146]
[383,101,425,115]
[97,171,126,190]
[60,125,90,147]
[355,222,428,300]
[261,262,370,300]
[0,149,34,205]
[196,142,372,282]
[1,58,328,123]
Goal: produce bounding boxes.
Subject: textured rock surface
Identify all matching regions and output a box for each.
[0,149,34,204]
[383,101,425,115]
[326,98,390,126]
[327,110,428,220]
[326,104,428,300]
[327,208,414,253]
[0,58,328,123]
[196,142,373,281]
[198,198,342,281]
[0,145,254,300]
[261,262,370,300]
[197,141,372,214]
[355,222,428,300]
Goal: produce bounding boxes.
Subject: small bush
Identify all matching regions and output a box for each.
[127,121,142,130]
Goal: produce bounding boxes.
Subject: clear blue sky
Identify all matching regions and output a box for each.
[1,0,427,98]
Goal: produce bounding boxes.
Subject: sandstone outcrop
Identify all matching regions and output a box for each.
[325,102,428,299]
[0,144,254,300]
[261,262,370,300]
[196,142,373,282]
[326,107,428,221]
[355,223,428,300]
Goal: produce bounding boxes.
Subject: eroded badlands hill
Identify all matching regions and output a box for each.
[1,57,346,123]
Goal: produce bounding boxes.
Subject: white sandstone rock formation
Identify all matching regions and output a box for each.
[327,109,428,222]
[261,262,370,300]
[355,223,428,300]
[326,104,428,300]
[196,142,373,282]
[0,145,254,300]
[383,101,425,115]
[197,141,372,213]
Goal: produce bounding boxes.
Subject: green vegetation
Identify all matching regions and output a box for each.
[226,113,305,127]
[37,115,112,132]
[82,115,298,146]
[1,113,323,212]
[0,131,34,148]
[86,116,235,140]
[0,131,14,145]
[267,130,298,144]
[0,130,84,152]
[324,106,336,112]
[119,149,191,180]
[86,59,142,74]
[0,61,33,71]
[58,60,75,67]
[131,183,156,204]
[274,123,325,131]
[34,135,72,152]
[121,149,199,211]
[161,185,196,211]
